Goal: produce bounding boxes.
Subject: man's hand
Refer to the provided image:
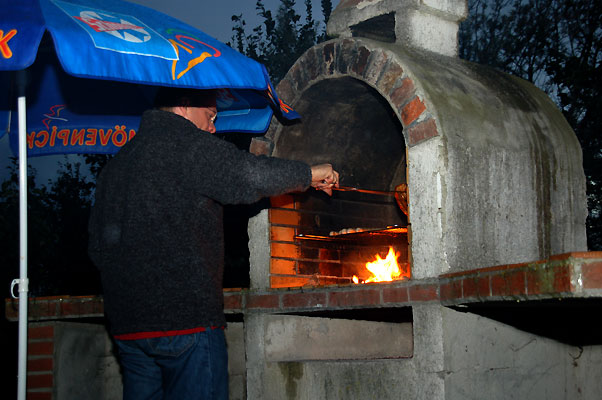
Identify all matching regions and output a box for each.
[310,163,340,196]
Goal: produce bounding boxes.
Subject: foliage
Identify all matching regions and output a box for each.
[229,0,333,85]
[459,0,602,250]
[0,158,101,296]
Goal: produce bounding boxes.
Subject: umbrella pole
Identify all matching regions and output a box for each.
[15,71,29,400]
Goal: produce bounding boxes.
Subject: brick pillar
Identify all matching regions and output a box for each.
[27,323,55,400]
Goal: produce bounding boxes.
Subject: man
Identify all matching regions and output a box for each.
[88,88,338,400]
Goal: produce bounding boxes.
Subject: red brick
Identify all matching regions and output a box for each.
[271,242,300,259]
[582,262,602,289]
[490,274,504,296]
[407,119,438,146]
[275,78,295,104]
[223,293,242,310]
[59,300,78,316]
[382,287,409,304]
[249,137,272,156]
[328,289,380,307]
[270,226,295,242]
[507,270,527,295]
[76,299,102,315]
[28,341,53,356]
[28,325,54,340]
[61,299,93,316]
[390,79,415,110]
[26,373,53,389]
[304,47,321,81]
[476,277,491,297]
[289,62,308,92]
[440,280,462,301]
[548,251,602,261]
[401,97,426,126]
[573,251,602,259]
[269,209,300,226]
[526,267,554,295]
[322,42,335,65]
[377,63,404,94]
[351,46,371,75]
[282,292,327,308]
[26,392,52,400]
[491,270,526,297]
[553,265,572,292]
[270,195,296,209]
[271,276,311,288]
[246,294,279,309]
[408,284,438,301]
[28,299,57,319]
[28,357,53,372]
[271,258,297,275]
[462,277,478,298]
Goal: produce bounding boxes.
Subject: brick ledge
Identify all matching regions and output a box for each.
[5,251,602,321]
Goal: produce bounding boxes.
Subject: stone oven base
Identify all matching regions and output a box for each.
[8,252,602,399]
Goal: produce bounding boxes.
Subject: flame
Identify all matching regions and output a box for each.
[353,247,408,284]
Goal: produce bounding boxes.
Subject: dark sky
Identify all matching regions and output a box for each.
[0,0,337,183]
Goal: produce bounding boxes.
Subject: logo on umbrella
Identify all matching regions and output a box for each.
[75,11,150,43]
[52,0,177,60]
[0,28,17,59]
[168,33,221,80]
[42,104,67,130]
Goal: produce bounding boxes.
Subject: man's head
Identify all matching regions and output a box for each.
[154,87,218,133]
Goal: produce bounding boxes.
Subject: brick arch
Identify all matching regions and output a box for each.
[267,38,440,148]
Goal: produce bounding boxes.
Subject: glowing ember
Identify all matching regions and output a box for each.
[353,247,408,284]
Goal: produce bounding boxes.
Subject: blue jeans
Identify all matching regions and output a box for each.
[114,329,228,400]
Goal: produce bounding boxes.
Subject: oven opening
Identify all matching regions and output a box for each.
[269,76,409,288]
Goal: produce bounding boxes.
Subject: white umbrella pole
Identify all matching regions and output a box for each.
[13,71,29,400]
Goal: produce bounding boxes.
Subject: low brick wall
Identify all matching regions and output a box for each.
[6,251,602,399]
[7,252,602,321]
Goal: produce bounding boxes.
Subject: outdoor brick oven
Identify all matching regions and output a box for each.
[248,0,587,288]
[239,0,601,399]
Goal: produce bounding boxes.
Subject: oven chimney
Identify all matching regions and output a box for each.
[327,0,468,57]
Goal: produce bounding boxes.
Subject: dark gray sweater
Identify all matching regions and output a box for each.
[88,110,311,336]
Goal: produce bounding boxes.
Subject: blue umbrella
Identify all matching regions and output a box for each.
[1,0,299,155]
[1,1,299,397]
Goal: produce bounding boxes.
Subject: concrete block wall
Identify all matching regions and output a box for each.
[20,320,246,400]
[327,0,468,56]
[25,322,121,400]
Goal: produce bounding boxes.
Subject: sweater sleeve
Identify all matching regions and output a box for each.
[189,133,312,205]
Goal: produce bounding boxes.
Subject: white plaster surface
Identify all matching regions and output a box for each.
[263,315,413,361]
[442,307,602,400]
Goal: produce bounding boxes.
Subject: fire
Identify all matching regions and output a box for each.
[353,247,408,284]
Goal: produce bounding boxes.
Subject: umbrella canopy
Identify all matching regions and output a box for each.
[1,0,299,157]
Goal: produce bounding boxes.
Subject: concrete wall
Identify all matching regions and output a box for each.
[243,307,602,400]
[244,307,445,399]
[441,307,602,399]
[327,0,468,56]
[53,322,122,400]
[36,321,246,400]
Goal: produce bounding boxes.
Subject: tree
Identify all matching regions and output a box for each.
[459,0,602,250]
[0,158,101,297]
[229,0,333,85]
